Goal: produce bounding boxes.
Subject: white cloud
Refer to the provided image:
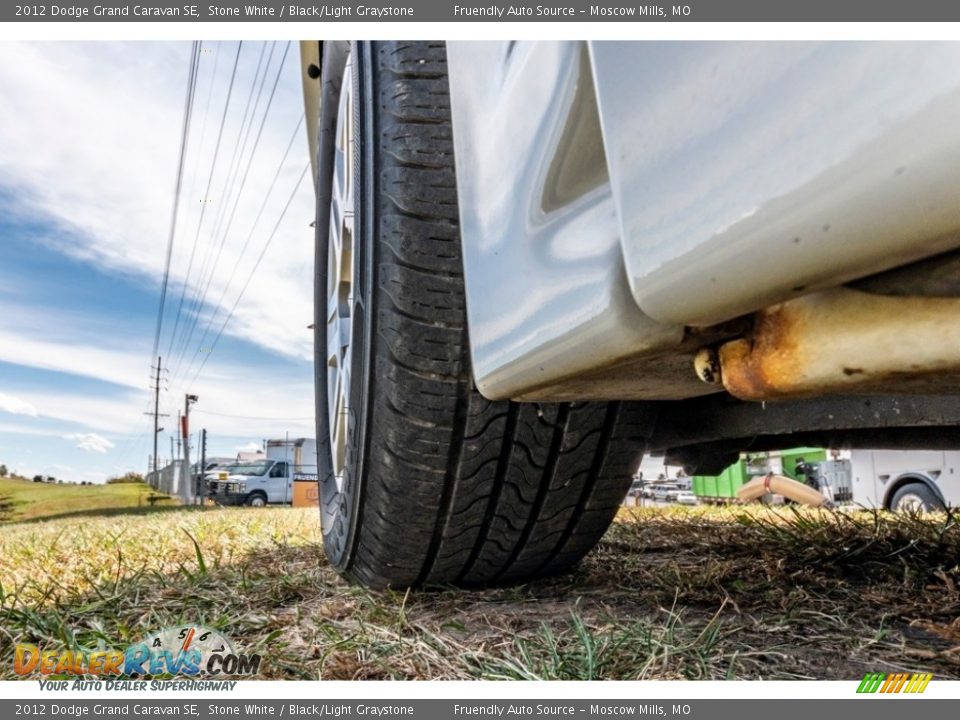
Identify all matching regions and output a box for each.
[12,390,146,436]
[0,392,38,417]
[65,433,115,454]
[0,326,147,390]
[235,441,263,453]
[2,353,313,439]
[0,295,314,437]
[0,42,319,483]
[0,424,64,438]
[0,41,315,364]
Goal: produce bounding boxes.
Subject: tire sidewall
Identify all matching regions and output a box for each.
[891,482,940,512]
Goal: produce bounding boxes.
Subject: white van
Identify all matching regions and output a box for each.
[206,459,295,507]
[850,450,960,512]
[207,438,318,507]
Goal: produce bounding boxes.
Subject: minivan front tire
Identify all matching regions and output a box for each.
[313,41,651,589]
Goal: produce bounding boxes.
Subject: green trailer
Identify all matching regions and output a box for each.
[692,447,827,502]
[692,462,750,500]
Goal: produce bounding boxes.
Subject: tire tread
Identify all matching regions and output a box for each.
[340,41,647,589]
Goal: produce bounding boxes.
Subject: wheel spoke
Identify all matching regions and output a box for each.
[327,318,340,364]
[325,55,356,492]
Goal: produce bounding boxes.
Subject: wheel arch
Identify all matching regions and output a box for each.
[882,473,945,510]
[246,489,268,504]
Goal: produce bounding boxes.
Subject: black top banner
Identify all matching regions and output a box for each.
[5,0,960,22]
[3,699,960,719]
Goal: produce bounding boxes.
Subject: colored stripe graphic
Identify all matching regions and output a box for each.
[891,673,908,693]
[857,672,931,694]
[857,672,885,693]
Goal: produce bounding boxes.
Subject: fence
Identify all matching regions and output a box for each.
[145,460,196,504]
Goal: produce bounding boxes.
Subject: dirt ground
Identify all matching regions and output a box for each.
[1,504,958,680]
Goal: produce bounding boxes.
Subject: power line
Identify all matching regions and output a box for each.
[141,41,199,476]
[145,357,171,477]
[114,393,160,472]
[202,41,275,248]
[164,40,244,364]
[168,41,271,378]
[193,409,314,421]
[170,42,294,386]
[166,40,243,365]
[178,41,223,277]
[174,114,305,388]
[184,162,311,392]
[151,40,200,364]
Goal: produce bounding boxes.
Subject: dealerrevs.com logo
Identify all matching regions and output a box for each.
[14,625,261,680]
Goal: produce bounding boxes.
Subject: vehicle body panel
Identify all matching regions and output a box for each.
[445,41,960,400]
[850,449,960,508]
[589,41,960,327]
[266,437,318,476]
[651,483,680,502]
[446,41,684,401]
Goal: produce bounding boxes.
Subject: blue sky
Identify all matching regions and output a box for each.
[0,41,316,483]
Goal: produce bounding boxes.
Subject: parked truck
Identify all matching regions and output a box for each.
[851,450,960,512]
[206,438,318,507]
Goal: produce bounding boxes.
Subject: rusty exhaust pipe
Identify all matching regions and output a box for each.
[703,288,960,401]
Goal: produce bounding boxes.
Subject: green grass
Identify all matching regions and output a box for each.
[0,504,958,680]
[0,477,164,523]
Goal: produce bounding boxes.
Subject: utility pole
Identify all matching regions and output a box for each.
[199,428,208,506]
[176,411,182,462]
[183,394,198,502]
[284,430,291,504]
[145,356,169,479]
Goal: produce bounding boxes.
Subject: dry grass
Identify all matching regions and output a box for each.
[1,504,958,680]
